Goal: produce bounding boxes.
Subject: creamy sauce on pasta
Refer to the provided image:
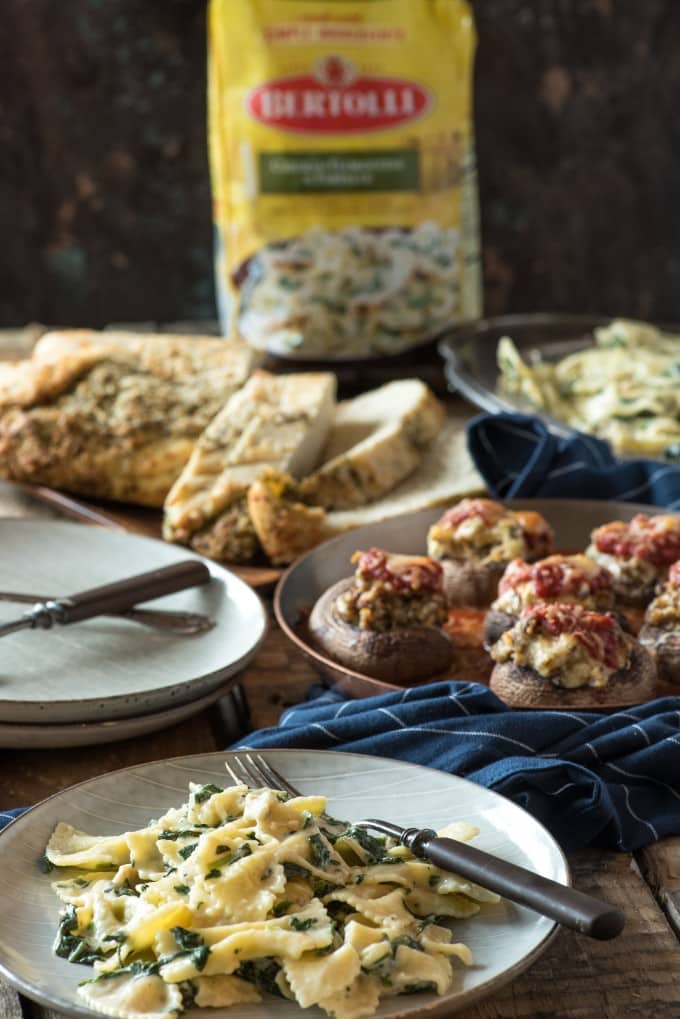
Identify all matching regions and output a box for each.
[497,319,680,459]
[45,778,497,1019]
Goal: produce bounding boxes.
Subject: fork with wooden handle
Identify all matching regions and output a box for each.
[226,751,625,942]
[0,560,214,638]
[0,589,215,635]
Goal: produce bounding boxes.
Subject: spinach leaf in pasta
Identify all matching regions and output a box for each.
[236,957,285,997]
[54,907,107,966]
[168,928,210,972]
[192,783,224,804]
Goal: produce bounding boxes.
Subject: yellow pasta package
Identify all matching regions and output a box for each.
[209,0,480,359]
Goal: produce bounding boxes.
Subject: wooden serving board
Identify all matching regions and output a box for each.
[8,482,283,590]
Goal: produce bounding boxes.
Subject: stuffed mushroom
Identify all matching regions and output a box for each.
[426,498,554,607]
[484,553,616,645]
[308,547,453,683]
[488,602,656,709]
[638,560,680,684]
[586,513,680,607]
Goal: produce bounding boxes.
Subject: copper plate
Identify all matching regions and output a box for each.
[274,498,678,705]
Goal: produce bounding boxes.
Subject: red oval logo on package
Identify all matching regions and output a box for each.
[246,56,432,134]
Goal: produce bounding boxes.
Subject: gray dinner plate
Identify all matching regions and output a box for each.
[275,498,668,699]
[0,520,267,724]
[0,749,565,1018]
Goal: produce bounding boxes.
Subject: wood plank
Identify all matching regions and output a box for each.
[456,850,680,1018]
[239,624,319,732]
[0,982,23,1019]
[0,709,221,809]
[638,837,680,938]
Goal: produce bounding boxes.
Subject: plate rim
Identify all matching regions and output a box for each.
[274,497,675,698]
[0,746,568,1019]
[0,518,268,724]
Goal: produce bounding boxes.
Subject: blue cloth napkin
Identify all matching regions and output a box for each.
[4,683,679,853]
[0,809,25,829]
[230,680,680,853]
[467,412,680,506]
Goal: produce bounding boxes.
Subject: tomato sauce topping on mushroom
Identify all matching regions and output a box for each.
[499,555,612,600]
[353,548,444,592]
[593,514,680,566]
[522,603,622,669]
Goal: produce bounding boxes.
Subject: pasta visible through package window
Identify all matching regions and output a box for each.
[238,224,461,358]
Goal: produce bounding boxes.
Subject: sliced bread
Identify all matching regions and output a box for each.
[299,379,445,510]
[0,329,258,508]
[162,370,336,557]
[248,470,327,566]
[324,420,485,534]
[246,421,486,564]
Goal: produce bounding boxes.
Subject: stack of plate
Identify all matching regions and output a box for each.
[0,520,267,748]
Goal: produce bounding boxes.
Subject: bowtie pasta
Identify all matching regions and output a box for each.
[44,778,498,1019]
[497,319,680,460]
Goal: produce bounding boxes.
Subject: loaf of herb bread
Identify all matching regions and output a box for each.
[0,329,258,507]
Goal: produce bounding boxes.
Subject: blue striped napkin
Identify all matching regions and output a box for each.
[232,681,680,853]
[0,809,25,829]
[466,412,680,506]
[3,684,679,852]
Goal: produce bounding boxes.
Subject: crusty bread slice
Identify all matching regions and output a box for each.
[163,370,336,558]
[324,420,485,534]
[299,379,445,510]
[245,421,486,564]
[248,470,327,566]
[0,329,258,405]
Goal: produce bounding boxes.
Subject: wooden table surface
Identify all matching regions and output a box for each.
[1,328,680,1018]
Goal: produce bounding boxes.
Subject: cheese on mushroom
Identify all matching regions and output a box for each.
[588,514,680,589]
[645,561,680,628]
[492,555,615,616]
[490,604,634,688]
[427,499,553,566]
[334,548,447,632]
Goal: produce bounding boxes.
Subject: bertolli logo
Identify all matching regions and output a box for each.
[246,56,431,133]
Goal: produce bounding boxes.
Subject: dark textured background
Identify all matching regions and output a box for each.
[2,0,679,328]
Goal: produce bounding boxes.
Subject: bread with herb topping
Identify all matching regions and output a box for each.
[162,370,336,561]
[299,379,445,510]
[0,329,257,507]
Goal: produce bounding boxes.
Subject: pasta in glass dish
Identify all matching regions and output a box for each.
[497,318,680,459]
